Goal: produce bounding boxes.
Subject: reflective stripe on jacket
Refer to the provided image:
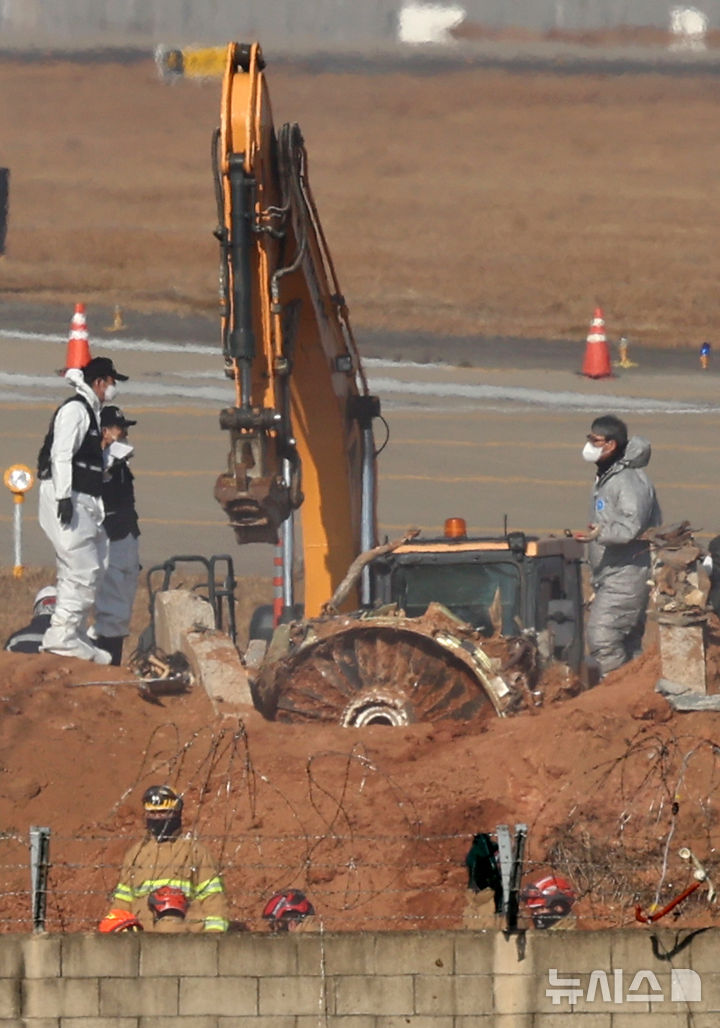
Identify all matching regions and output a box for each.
[111,833,229,932]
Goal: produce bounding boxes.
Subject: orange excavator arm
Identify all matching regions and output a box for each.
[212,42,380,617]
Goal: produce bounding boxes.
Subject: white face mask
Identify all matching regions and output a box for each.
[108,440,134,462]
[104,382,118,402]
[582,441,604,463]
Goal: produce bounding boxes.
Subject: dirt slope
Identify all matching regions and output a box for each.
[2,612,719,935]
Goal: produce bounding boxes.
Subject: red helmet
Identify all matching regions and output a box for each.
[148,886,189,920]
[262,889,315,929]
[98,909,144,933]
[521,874,576,928]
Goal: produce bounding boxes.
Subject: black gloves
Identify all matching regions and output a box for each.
[57,498,74,526]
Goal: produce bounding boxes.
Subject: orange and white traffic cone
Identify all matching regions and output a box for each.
[64,303,92,372]
[581,306,613,379]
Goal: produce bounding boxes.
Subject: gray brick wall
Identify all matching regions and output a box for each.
[0,929,716,1024]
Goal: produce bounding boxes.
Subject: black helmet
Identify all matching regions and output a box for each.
[142,784,183,840]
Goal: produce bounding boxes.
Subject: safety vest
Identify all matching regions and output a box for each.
[103,460,140,541]
[37,395,103,497]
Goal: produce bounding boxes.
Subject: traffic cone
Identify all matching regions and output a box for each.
[581,306,613,379]
[64,303,92,370]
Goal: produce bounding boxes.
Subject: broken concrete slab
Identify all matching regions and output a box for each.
[154,589,216,655]
[182,628,253,713]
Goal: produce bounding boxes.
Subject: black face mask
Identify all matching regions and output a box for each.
[146,812,181,841]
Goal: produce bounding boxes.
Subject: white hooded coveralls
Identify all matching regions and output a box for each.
[38,373,109,661]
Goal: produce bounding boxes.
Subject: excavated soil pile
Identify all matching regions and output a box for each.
[1,573,719,935]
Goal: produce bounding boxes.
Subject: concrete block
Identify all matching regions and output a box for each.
[21,936,61,978]
[0,938,21,979]
[535,927,612,973]
[296,1018,372,1028]
[295,935,326,976]
[611,929,675,972]
[258,973,328,1016]
[697,969,720,1010]
[178,976,257,1016]
[217,934,296,977]
[100,977,178,1017]
[12,1021,60,1028]
[484,1017,533,1028]
[453,931,495,974]
[534,1017,610,1027]
[493,930,533,975]
[452,1018,496,1025]
[139,1020,215,1028]
[378,1019,453,1028]
[6,1021,59,1028]
[321,934,376,976]
[414,972,492,1015]
[334,975,414,1016]
[375,932,454,975]
[23,978,99,1018]
[182,629,253,711]
[493,973,534,1015]
[687,928,720,972]
[140,935,219,977]
[154,590,215,655]
[62,1020,138,1028]
[612,1016,688,1027]
[62,934,139,978]
[0,979,20,1018]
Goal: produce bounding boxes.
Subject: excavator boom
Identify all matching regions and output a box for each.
[212,42,379,616]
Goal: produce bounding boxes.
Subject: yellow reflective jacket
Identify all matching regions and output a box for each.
[110,833,229,932]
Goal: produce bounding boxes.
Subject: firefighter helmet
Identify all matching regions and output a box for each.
[148,885,189,920]
[33,586,57,617]
[98,909,144,933]
[143,784,183,839]
[521,873,576,929]
[262,889,315,930]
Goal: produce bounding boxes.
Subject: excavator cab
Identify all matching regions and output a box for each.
[369,527,585,672]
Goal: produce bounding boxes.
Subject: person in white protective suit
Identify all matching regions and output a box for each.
[36,356,129,663]
[575,414,662,680]
[88,405,141,666]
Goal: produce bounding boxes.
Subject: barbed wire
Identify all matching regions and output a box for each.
[3,720,720,933]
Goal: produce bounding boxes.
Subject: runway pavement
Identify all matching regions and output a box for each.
[1,305,719,582]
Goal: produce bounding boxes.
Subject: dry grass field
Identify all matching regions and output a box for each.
[2,54,720,345]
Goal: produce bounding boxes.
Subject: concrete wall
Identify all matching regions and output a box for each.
[1,0,720,50]
[0,927,717,1024]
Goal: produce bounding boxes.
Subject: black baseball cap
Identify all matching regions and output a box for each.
[82,356,129,382]
[101,405,137,429]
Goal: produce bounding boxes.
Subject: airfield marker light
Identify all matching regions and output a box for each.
[700,341,711,370]
[444,517,467,539]
[4,463,34,578]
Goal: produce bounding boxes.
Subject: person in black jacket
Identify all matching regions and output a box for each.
[89,405,141,666]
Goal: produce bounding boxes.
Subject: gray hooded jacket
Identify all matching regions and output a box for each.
[587,436,662,583]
